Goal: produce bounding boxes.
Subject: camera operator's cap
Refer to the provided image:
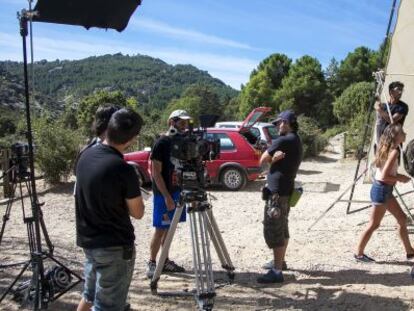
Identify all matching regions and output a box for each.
[271,110,297,125]
[168,109,192,120]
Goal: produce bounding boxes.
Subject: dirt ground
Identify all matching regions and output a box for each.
[1,135,414,311]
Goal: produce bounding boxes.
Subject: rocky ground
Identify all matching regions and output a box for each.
[1,135,414,311]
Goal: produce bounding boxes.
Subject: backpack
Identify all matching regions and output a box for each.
[403,139,414,178]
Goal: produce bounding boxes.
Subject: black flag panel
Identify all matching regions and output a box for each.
[33,0,142,31]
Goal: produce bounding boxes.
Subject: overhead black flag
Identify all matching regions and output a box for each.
[33,0,142,31]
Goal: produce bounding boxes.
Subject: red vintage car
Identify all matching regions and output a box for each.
[124,107,271,190]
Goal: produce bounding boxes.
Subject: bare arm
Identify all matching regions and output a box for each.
[260,150,286,166]
[152,160,175,210]
[126,196,145,219]
[380,149,410,184]
[375,102,403,124]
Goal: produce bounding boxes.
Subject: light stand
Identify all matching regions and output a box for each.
[0,10,82,310]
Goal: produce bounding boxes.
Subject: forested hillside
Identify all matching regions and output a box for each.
[0,53,238,111]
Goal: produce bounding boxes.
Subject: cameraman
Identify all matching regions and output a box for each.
[75,108,145,311]
[146,110,191,278]
[257,110,302,284]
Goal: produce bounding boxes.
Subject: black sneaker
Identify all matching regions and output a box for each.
[354,254,375,263]
[163,259,185,273]
[257,269,284,283]
[262,260,288,270]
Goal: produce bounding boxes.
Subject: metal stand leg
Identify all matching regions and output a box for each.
[205,209,234,278]
[150,196,234,311]
[0,183,18,247]
[189,206,215,311]
[394,187,414,223]
[308,168,369,231]
[150,205,185,293]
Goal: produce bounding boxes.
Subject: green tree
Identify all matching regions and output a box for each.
[163,84,222,125]
[297,115,326,158]
[333,81,374,124]
[336,46,377,96]
[77,90,138,136]
[333,81,374,153]
[239,71,273,117]
[33,116,84,184]
[273,55,330,126]
[251,53,291,89]
[325,57,340,99]
[223,96,240,120]
[0,116,16,137]
[240,53,291,117]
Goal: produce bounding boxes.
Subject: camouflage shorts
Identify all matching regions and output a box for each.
[263,195,290,248]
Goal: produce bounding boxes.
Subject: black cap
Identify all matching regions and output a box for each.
[271,110,297,125]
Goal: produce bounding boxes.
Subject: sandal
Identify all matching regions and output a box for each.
[354,254,375,263]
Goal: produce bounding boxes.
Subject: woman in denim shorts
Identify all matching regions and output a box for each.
[355,124,414,262]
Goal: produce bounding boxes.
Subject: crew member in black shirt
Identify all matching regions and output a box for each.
[75,108,145,311]
[375,81,408,144]
[257,110,303,283]
[146,110,191,278]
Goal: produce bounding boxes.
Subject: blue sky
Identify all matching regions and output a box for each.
[0,0,396,89]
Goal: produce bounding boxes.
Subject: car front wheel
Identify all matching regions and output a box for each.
[220,167,247,191]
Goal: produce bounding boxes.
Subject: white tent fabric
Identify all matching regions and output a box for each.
[368,0,414,175]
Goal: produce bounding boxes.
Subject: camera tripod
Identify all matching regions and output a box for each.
[150,189,234,311]
[0,11,82,310]
[0,164,53,254]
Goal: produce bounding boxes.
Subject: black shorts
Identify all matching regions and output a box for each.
[263,196,290,248]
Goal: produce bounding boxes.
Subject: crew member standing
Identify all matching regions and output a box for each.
[375,81,408,144]
[257,110,303,283]
[76,108,145,311]
[146,110,191,278]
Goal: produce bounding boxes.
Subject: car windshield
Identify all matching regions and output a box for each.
[265,126,279,139]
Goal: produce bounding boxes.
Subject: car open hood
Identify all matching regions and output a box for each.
[239,107,271,133]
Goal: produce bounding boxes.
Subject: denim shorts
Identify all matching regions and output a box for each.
[370,180,394,206]
[82,246,135,311]
[153,191,186,228]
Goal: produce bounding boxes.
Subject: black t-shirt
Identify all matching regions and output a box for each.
[266,132,303,196]
[75,144,141,249]
[376,100,409,138]
[150,135,179,195]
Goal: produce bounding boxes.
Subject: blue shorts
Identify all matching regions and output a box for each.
[82,246,135,311]
[370,180,394,206]
[153,191,186,228]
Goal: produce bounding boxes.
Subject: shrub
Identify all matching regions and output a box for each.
[297,115,327,158]
[33,116,84,184]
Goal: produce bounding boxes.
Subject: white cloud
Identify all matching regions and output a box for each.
[0,32,256,89]
[130,17,253,50]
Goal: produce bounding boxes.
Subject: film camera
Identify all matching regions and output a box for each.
[169,115,220,192]
[9,142,31,180]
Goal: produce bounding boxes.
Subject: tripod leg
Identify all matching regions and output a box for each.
[189,209,215,311]
[0,183,17,247]
[150,205,184,293]
[308,168,368,231]
[39,211,54,254]
[205,209,234,277]
[0,260,31,303]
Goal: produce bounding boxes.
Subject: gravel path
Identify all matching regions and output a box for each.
[1,135,414,310]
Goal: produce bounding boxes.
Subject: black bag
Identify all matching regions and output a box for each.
[403,139,414,178]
